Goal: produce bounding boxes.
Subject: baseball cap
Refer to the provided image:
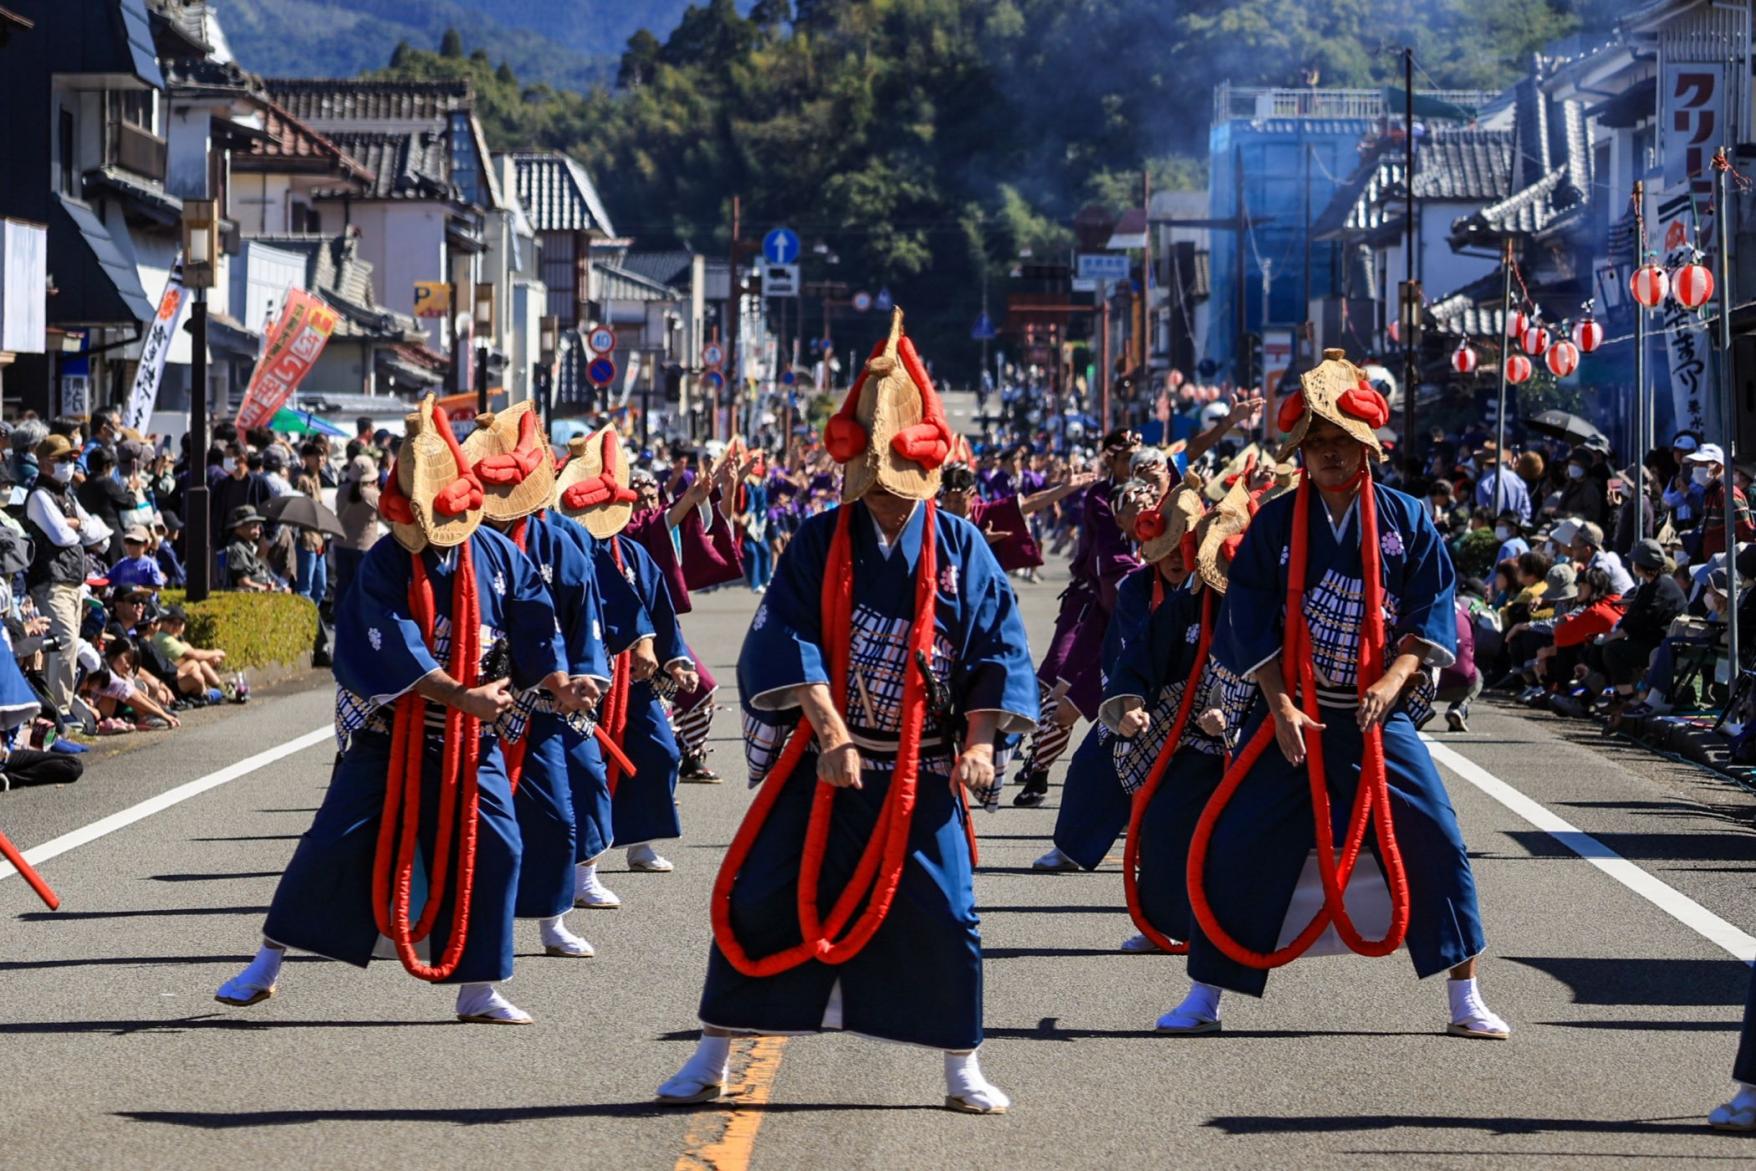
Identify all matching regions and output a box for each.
[122,525,150,544]
[1545,562,1579,600]
[1686,443,1726,465]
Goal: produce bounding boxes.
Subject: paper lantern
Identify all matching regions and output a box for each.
[1545,339,1579,378]
[1630,264,1670,309]
[1572,317,1604,353]
[1673,262,1715,310]
[1387,320,1401,344]
[1520,324,1550,356]
[1451,342,1478,374]
[1507,309,1529,339]
[1505,354,1532,384]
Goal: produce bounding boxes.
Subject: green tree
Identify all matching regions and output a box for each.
[439,27,463,58]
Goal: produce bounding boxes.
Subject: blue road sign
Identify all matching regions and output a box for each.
[874,286,893,312]
[971,311,997,341]
[703,369,727,391]
[762,227,800,266]
[587,356,617,387]
[780,370,797,386]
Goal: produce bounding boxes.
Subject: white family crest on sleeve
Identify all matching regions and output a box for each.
[493,571,508,597]
[1380,527,1405,558]
[368,627,383,651]
[752,603,768,631]
[938,563,960,598]
[540,562,554,585]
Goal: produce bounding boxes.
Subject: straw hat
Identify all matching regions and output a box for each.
[824,307,956,504]
[1204,443,1260,502]
[1137,472,1206,564]
[554,425,637,539]
[1276,348,1390,463]
[379,395,485,553]
[1194,479,1255,594]
[460,400,555,523]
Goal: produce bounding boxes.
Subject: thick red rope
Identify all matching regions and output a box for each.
[1120,587,1215,955]
[370,542,484,982]
[711,502,943,977]
[500,518,532,793]
[602,537,635,796]
[1184,470,1411,969]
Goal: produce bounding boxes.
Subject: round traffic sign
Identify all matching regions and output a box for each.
[587,327,616,354]
[851,291,872,313]
[587,356,617,387]
[703,369,726,391]
[762,227,800,266]
[780,370,797,386]
[702,343,725,367]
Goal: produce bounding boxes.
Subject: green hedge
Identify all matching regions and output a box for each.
[158,590,319,672]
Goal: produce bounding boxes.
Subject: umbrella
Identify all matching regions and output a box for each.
[271,406,349,438]
[263,493,345,538]
[1525,410,1609,450]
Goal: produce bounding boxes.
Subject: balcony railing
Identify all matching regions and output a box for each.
[1212,83,1501,123]
[113,122,166,181]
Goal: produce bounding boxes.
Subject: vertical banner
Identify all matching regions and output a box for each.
[235,288,338,431]
[1663,63,1724,211]
[1652,189,1712,439]
[124,261,188,430]
[1660,62,1726,441]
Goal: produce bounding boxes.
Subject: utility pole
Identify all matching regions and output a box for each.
[1140,165,1153,417]
[1493,237,1513,516]
[724,194,740,443]
[1715,148,1740,677]
[1402,46,1418,456]
[187,287,210,602]
[1234,146,1248,389]
[1634,179,1648,542]
[1302,139,1313,364]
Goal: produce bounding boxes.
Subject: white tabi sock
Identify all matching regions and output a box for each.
[216,942,283,1004]
[944,1050,1010,1113]
[538,914,594,957]
[1155,981,1222,1032]
[1447,976,1511,1038]
[657,1033,732,1101]
[574,862,621,908]
[455,982,532,1024]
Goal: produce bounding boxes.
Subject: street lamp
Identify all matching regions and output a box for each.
[180,199,217,602]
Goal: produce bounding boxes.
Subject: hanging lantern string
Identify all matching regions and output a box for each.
[1573,297,1756,349]
[1712,148,1755,194]
[1509,254,1536,317]
[1630,185,1653,262]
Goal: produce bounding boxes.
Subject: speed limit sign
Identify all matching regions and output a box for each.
[587,326,617,354]
[702,342,725,367]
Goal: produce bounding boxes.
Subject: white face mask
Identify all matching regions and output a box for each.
[1693,465,1713,486]
[48,461,74,484]
[1495,525,1511,541]
[1567,464,1586,480]
[222,458,237,474]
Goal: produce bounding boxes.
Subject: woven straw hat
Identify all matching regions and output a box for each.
[1138,472,1207,564]
[1195,478,1255,595]
[1277,348,1390,463]
[460,401,556,523]
[382,395,484,554]
[1204,443,1261,502]
[554,425,636,539]
[825,307,956,504]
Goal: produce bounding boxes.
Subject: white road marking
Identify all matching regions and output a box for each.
[0,726,332,885]
[1425,736,1756,964]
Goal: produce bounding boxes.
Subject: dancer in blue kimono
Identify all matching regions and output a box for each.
[215,396,596,1024]
[1101,479,1257,959]
[1161,349,1509,1040]
[657,310,1037,1114]
[461,403,610,960]
[556,427,694,881]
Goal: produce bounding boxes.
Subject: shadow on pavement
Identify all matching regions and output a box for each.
[0,953,327,972]
[1507,957,1750,1007]
[16,905,270,921]
[119,1101,938,1130]
[0,1015,457,1035]
[147,871,284,883]
[1505,830,1756,864]
[1203,1113,1714,1138]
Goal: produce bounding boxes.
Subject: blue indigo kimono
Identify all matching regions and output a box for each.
[1048,565,1156,870]
[501,513,611,919]
[699,501,1038,1051]
[1097,576,1250,942]
[264,528,565,984]
[1193,482,1484,996]
[598,533,686,847]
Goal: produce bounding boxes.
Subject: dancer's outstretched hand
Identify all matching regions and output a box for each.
[1271,698,1324,765]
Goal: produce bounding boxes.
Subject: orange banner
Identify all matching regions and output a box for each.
[237,288,338,431]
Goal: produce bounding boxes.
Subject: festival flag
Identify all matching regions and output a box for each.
[236,288,338,431]
[124,260,188,431]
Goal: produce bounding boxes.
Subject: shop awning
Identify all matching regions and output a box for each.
[49,192,153,326]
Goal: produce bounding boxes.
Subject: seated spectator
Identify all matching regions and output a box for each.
[223,506,282,592]
[1536,566,1622,693]
[108,525,168,590]
[80,638,180,732]
[1502,549,1553,628]
[1508,562,1576,698]
[1600,538,1688,698]
[1684,443,1754,561]
[1493,511,1530,564]
[143,605,234,704]
[1621,568,1733,717]
[1437,591,1482,732]
[1572,520,1634,596]
[152,514,187,588]
[1556,446,1609,529]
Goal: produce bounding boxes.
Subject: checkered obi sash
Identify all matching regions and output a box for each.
[1301,568,1436,723]
[334,615,504,747]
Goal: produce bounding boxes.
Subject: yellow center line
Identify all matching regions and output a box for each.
[675,1035,789,1171]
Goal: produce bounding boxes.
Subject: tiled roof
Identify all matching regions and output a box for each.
[1427,269,1511,338]
[324,131,454,201]
[510,152,615,236]
[1451,165,1580,240]
[618,251,695,289]
[239,100,375,186]
[264,79,471,128]
[1313,130,1513,241]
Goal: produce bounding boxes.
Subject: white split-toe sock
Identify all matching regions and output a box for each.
[574,861,621,909]
[627,843,674,872]
[1031,846,1079,872]
[1446,977,1511,1039]
[1708,1082,1756,1131]
[1120,932,1164,954]
[944,1050,1009,1114]
[539,914,594,958]
[215,942,283,1006]
[1155,981,1222,1034]
[656,1033,731,1104]
[455,982,533,1025]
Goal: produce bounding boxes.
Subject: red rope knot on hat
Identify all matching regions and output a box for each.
[474,408,544,487]
[429,406,484,516]
[380,460,417,525]
[822,338,885,462]
[1339,379,1390,429]
[561,428,638,510]
[1134,510,1168,543]
[888,335,955,470]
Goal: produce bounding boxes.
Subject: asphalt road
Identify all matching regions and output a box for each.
[3,560,1756,1169]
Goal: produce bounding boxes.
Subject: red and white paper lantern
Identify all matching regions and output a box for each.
[1572,317,1604,353]
[1451,342,1478,375]
[1505,354,1533,384]
[1520,323,1550,356]
[1507,308,1530,339]
[1545,339,1580,378]
[1672,262,1715,310]
[1630,264,1670,309]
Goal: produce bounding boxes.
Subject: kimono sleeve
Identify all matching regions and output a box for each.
[544,521,611,683]
[1099,584,1192,731]
[593,539,655,655]
[1388,490,1458,667]
[947,523,1039,735]
[333,540,440,707]
[1215,493,1291,680]
[626,540,690,669]
[737,513,832,714]
[498,534,567,691]
[1102,569,1153,676]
